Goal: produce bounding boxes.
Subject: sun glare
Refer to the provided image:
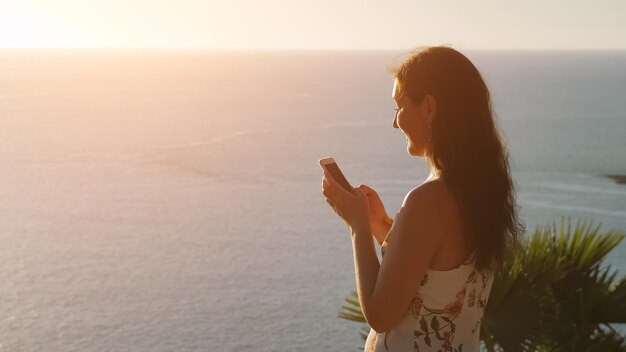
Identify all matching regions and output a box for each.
[0,2,88,48]
[0,1,624,50]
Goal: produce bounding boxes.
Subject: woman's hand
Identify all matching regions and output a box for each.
[321,170,371,232]
[359,184,391,243]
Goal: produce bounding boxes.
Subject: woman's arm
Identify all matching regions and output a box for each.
[352,184,444,332]
[350,224,382,330]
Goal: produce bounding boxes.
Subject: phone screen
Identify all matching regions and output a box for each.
[325,162,355,195]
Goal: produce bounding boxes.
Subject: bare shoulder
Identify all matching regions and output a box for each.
[407,178,468,249]
[400,178,462,237]
[403,178,455,211]
[389,179,449,241]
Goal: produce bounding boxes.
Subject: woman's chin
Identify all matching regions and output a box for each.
[408,144,425,157]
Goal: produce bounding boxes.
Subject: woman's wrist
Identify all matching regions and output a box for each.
[350,223,372,238]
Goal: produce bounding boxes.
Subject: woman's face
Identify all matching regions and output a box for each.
[391,79,436,157]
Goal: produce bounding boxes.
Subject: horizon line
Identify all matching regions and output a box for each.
[1,47,626,52]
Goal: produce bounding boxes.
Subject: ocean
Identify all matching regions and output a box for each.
[0,49,625,351]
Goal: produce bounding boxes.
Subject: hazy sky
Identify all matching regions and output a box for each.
[1,0,624,50]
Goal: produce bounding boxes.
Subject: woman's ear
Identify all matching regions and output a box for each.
[424,94,437,122]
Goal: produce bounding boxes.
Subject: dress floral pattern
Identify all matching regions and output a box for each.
[405,268,492,352]
[364,234,494,352]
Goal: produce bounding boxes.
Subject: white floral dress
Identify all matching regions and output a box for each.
[364,215,494,352]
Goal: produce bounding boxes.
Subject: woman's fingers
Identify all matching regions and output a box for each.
[322,173,344,217]
[322,179,331,200]
[326,197,341,216]
[359,184,376,195]
[322,171,336,197]
[322,175,335,204]
[321,171,353,216]
[323,171,347,198]
[359,184,372,195]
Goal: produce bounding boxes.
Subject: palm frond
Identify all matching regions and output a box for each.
[482,228,559,351]
[337,290,370,341]
[576,327,626,352]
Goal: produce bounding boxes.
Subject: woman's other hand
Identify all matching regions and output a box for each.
[359,184,391,244]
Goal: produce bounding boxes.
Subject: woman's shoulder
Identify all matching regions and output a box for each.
[404,177,454,209]
[402,178,463,231]
[392,179,455,236]
[403,178,469,268]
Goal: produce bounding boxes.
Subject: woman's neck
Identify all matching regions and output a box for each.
[426,169,441,182]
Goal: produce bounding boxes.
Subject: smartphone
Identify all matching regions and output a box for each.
[318,157,356,195]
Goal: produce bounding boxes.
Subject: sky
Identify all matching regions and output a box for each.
[0,0,624,50]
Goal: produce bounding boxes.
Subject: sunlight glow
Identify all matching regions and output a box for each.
[1,0,625,50]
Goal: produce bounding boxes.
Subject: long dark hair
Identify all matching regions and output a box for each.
[389,45,525,274]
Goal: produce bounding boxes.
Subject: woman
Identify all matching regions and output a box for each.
[321,45,525,351]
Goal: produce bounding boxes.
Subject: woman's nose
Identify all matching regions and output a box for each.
[392,114,399,129]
